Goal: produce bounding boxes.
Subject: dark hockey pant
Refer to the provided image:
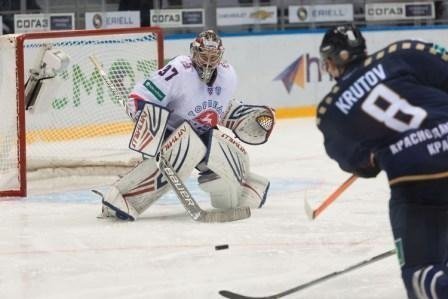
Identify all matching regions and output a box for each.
[390,179,448,299]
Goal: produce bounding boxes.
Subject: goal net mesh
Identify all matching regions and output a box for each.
[0,28,163,195]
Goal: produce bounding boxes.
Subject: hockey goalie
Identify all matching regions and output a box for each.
[98,30,275,221]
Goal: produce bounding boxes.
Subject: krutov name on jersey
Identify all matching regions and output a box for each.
[336,64,387,114]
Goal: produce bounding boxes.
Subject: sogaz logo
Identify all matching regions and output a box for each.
[274,53,331,93]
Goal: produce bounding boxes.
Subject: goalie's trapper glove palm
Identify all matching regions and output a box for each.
[221,100,275,145]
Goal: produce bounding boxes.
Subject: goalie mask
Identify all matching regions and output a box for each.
[190,30,224,84]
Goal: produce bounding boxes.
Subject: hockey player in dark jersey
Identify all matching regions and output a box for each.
[317,24,448,298]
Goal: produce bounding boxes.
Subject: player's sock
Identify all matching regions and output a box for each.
[402,264,448,299]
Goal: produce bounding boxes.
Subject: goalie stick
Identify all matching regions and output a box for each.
[156,153,251,222]
[90,55,251,223]
[88,55,132,117]
[219,249,395,299]
[304,175,357,220]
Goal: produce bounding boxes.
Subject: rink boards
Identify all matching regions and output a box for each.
[165,25,448,118]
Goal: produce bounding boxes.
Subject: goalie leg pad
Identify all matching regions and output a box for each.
[101,121,207,220]
[199,130,248,209]
[199,129,270,209]
[240,172,270,208]
[200,130,249,209]
[99,158,167,220]
[160,121,207,179]
[99,186,139,221]
[120,158,168,215]
[198,170,239,210]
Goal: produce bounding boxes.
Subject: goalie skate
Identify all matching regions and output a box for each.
[93,189,139,221]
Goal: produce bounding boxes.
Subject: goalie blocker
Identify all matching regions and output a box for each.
[97,102,271,221]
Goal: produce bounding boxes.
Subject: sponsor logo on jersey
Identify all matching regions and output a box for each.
[188,100,225,117]
[193,110,219,127]
[389,121,448,156]
[143,79,165,101]
[207,86,222,96]
[274,53,330,93]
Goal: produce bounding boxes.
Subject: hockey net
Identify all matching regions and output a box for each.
[0,27,164,197]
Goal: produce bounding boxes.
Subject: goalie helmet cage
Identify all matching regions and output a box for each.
[0,27,164,197]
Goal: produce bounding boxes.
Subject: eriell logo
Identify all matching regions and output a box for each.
[274,53,331,93]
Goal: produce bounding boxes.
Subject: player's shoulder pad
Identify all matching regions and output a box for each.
[362,39,448,67]
[219,60,232,69]
[167,55,195,72]
[217,61,237,86]
[217,60,236,74]
[316,85,340,127]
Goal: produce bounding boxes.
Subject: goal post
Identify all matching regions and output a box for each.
[0,27,164,197]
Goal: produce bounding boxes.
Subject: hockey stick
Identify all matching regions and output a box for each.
[156,153,251,222]
[90,55,251,223]
[304,174,357,220]
[88,55,132,116]
[219,249,396,299]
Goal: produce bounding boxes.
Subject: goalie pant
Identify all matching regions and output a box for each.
[100,122,270,220]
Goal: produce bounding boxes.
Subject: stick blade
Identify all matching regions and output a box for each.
[304,196,316,220]
[219,290,260,299]
[199,207,251,223]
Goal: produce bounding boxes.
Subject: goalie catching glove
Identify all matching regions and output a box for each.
[220,99,275,145]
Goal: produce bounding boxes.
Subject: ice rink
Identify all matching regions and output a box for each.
[0,118,407,299]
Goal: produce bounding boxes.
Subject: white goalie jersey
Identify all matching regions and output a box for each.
[99,30,271,223]
[128,55,238,135]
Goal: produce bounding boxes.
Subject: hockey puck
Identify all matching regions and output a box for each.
[215,244,229,250]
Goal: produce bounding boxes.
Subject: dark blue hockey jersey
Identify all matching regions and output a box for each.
[317,40,448,185]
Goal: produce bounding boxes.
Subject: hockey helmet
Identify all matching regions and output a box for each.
[319,24,366,68]
[190,30,224,83]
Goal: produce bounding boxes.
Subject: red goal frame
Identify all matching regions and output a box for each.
[1,27,164,197]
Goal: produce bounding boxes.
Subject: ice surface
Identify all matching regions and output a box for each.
[0,118,406,299]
